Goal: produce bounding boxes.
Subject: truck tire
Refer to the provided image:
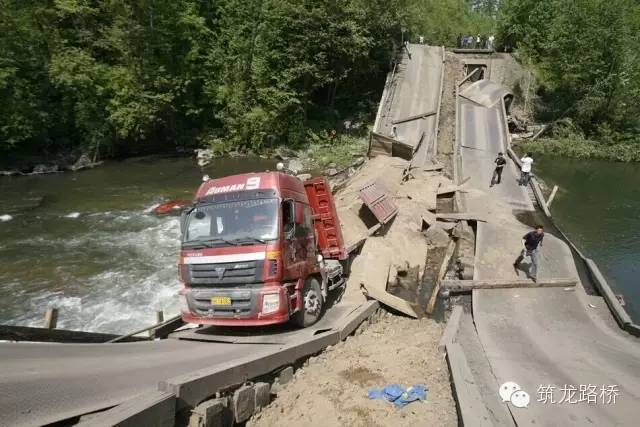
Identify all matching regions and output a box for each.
[292,276,324,327]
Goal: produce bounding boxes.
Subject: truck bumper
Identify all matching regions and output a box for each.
[181,285,292,326]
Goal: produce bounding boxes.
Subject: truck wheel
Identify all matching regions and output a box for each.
[292,277,324,327]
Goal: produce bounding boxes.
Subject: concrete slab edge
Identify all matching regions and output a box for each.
[87,301,379,425]
[445,342,493,427]
[433,46,446,157]
[438,305,463,353]
[78,391,175,427]
[507,142,640,336]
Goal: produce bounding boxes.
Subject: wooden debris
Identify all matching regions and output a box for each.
[391,110,436,125]
[547,185,559,208]
[426,239,456,315]
[442,278,577,293]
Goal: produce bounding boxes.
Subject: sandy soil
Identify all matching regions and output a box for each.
[249,312,457,427]
[437,52,465,177]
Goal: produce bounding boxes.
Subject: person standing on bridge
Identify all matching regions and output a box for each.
[519,153,533,186]
[514,225,544,282]
[490,152,507,186]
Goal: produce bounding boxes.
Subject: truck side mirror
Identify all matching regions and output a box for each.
[282,199,295,239]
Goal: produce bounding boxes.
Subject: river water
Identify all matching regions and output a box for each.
[535,157,640,323]
[0,156,274,333]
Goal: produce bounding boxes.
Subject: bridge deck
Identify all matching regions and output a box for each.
[457,76,640,425]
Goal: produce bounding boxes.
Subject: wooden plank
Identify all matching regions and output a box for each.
[546,185,559,208]
[107,314,184,343]
[391,110,436,125]
[436,212,487,222]
[445,342,493,427]
[44,308,58,329]
[442,278,577,293]
[78,391,175,427]
[426,239,456,315]
[0,324,148,343]
[438,305,463,353]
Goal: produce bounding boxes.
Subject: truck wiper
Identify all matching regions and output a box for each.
[232,236,267,245]
[182,238,237,248]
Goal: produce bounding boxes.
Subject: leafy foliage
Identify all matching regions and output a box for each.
[498,0,640,153]
[0,0,413,161]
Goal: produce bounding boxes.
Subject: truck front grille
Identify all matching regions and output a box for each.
[187,260,262,286]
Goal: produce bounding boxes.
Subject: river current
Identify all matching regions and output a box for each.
[0,156,274,333]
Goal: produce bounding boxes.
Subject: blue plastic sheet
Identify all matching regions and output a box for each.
[367,384,428,407]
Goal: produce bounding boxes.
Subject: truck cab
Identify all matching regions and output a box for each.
[177,171,347,327]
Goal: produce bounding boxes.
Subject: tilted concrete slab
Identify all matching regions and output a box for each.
[457,77,640,426]
[375,44,443,166]
[0,300,374,426]
[459,79,512,108]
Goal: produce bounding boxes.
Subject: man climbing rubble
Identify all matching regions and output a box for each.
[514,225,544,282]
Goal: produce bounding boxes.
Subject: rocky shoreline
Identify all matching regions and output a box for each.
[0,153,102,177]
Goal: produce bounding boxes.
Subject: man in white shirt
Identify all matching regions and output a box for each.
[519,153,533,186]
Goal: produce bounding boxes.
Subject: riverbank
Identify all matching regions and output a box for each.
[517,136,640,162]
[533,156,640,323]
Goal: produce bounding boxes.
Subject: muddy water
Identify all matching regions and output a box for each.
[0,156,275,333]
[534,156,640,323]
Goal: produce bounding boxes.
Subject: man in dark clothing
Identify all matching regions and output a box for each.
[514,225,544,281]
[491,152,507,186]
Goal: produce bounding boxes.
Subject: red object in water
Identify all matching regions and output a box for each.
[154,200,191,215]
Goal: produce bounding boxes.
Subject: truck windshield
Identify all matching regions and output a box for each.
[183,198,279,245]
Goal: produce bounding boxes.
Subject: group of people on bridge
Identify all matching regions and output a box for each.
[458,34,495,50]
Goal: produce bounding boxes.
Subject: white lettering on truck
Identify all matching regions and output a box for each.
[204,177,261,196]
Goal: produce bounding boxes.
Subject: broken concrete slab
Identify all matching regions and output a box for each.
[254,383,270,412]
[233,384,256,423]
[420,210,437,229]
[423,224,450,247]
[436,212,487,222]
[357,248,418,318]
[438,305,463,353]
[189,397,231,427]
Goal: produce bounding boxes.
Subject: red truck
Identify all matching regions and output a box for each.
[177,171,349,327]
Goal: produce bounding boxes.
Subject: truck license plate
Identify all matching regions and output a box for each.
[211,296,231,305]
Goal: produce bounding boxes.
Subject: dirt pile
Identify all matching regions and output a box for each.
[248,313,457,427]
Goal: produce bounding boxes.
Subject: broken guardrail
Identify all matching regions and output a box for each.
[504,109,640,337]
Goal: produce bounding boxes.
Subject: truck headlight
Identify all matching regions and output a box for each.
[262,293,280,314]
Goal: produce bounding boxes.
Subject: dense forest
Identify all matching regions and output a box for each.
[2,0,638,166]
[498,0,640,161]
[0,0,492,166]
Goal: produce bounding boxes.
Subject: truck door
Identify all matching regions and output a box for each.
[281,200,312,280]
